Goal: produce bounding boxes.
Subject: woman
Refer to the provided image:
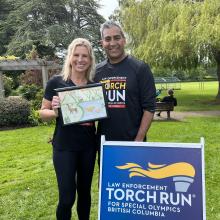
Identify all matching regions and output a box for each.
[39,38,97,220]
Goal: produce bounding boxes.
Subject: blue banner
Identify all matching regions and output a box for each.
[98,139,205,220]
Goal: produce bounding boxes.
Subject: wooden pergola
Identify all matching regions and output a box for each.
[0,59,62,98]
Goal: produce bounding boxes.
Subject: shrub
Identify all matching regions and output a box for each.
[4,71,21,90]
[0,96,31,126]
[31,88,44,110]
[28,109,55,126]
[19,69,60,87]
[28,109,42,126]
[20,70,43,86]
[3,75,13,97]
[17,84,40,101]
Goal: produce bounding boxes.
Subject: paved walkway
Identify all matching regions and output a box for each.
[154,110,220,121]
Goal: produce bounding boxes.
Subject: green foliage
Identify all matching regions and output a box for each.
[194,0,220,51]
[0,55,18,60]
[28,109,41,126]
[27,88,56,126]
[17,84,41,101]
[28,108,55,126]
[0,96,31,126]
[3,70,22,89]
[153,66,217,81]
[119,0,220,99]
[19,70,43,87]
[31,88,44,110]
[0,0,15,55]
[1,0,105,60]
[3,75,13,97]
[172,66,207,81]
[120,0,220,68]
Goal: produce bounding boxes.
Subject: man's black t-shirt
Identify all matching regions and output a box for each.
[94,55,156,141]
[44,75,96,151]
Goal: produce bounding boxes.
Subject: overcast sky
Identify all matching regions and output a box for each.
[98,0,119,19]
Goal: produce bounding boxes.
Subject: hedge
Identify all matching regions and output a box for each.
[0,96,31,126]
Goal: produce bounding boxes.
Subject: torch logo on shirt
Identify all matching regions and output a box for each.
[116,162,195,192]
[100,76,127,108]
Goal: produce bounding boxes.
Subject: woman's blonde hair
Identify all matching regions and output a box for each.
[62,38,95,81]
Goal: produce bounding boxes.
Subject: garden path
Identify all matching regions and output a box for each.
[154,110,220,121]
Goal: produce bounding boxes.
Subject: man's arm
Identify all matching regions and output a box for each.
[135,110,154,141]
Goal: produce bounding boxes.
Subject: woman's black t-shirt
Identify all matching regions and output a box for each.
[44,75,97,151]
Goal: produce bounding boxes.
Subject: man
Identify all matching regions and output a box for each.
[94,20,156,142]
[157,89,177,117]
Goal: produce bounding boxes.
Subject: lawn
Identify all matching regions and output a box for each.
[0,81,220,220]
[156,81,219,111]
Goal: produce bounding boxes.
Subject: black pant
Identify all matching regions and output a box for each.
[53,148,96,220]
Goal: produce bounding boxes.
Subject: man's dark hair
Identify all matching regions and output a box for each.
[100,20,125,39]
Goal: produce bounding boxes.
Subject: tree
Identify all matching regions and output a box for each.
[0,0,15,55]
[2,0,105,60]
[119,0,220,100]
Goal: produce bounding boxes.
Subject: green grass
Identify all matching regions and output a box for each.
[1,118,220,219]
[0,126,56,219]
[156,81,219,111]
[0,125,100,220]
[0,81,220,219]
[149,117,220,220]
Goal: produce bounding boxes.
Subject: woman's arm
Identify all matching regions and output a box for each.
[39,97,59,121]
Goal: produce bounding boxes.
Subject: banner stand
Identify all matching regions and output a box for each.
[98,137,206,220]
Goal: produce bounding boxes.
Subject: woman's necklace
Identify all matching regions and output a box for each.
[71,77,87,86]
[75,80,87,86]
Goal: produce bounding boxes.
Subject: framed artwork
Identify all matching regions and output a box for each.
[55,83,108,125]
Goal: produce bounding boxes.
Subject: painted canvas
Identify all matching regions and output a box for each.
[55,83,107,125]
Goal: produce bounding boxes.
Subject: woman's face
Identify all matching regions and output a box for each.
[70,45,91,75]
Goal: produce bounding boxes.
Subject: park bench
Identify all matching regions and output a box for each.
[155,102,174,119]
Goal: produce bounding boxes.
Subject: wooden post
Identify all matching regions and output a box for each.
[0,71,5,98]
[167,111,171,119]
[42,65,48,89]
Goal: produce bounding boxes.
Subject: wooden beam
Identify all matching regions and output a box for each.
[0,59,62,71]
[0,71,5,98]
[42,66,48,89]
[0,59,62,90]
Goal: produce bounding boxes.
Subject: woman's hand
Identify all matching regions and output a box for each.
[51,96,60,117]
[39,97,60,121]
[51,96,60,110]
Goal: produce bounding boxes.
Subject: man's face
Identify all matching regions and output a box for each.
[101,26,126,64]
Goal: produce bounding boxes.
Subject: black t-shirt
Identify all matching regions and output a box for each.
[94,55,156,141]
[161,96,177,106]
[44,75,97,151]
